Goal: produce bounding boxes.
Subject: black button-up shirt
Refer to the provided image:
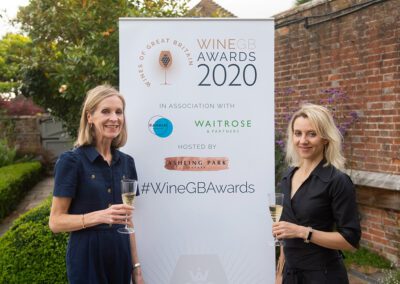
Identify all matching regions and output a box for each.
[280,160,361,270]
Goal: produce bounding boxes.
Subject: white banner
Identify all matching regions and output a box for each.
[120,19,275,284]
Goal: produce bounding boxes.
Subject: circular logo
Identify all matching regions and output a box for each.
[148,116,173,138]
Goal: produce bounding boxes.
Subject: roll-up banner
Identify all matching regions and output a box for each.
[120,19,275,283]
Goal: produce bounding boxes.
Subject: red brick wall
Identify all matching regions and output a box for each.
[14,116,42,154]
[275,0,400,174]
[275,0,400,266]
[359,204,400,266]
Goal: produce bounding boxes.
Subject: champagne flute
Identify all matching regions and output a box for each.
[268,193,284,246]
[118,179,138,234]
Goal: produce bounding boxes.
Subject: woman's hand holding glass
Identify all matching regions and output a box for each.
[118,179,138,234]
[97,204,134,226]
[272,221,309,240]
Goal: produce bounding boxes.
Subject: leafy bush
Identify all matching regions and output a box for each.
[0,81,18,94]
[0,138,16,167]
[0,197,68,283]
[379,269,400,284]
[0,161,42,220]
[0,95,44,116]
[275,133,286,188]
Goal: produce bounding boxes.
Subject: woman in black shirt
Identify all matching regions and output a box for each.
[273,104,361,284]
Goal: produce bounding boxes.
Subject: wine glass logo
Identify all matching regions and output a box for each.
[159,50,173,85]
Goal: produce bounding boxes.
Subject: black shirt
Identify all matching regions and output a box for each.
[280,160,361,270]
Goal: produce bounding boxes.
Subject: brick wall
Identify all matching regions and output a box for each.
[0,115,42,154]
[359,204,400,265]
[275,0,400,174]
[275,0,399,266]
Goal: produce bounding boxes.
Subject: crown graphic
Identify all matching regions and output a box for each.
[187,268,211,284]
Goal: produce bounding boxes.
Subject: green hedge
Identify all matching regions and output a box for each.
[0,197,68,283]
[0,161,43,220]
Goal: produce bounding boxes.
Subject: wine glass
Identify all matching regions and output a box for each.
[268,193,284,246]
[117,179,138,234]
[159,50,172,85]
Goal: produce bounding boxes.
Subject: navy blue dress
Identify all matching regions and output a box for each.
[53,145,138,284]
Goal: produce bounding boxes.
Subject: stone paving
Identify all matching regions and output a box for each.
[0,176,378,283]
[348,270,378,284]
[0,176,54,236]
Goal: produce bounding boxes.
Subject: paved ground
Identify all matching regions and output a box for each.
[348,269,379,284]
[0,176,380,283]
[0,176,54,236]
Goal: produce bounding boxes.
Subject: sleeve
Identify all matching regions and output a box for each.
[53,151,79,198]
[330,172,361,248]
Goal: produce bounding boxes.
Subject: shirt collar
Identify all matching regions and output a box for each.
[311,159,334,182]
[81,145,101,163]
[282,167,296,181]
[81,145,121,164]
[282,159,334,183]
[112,148,121,164]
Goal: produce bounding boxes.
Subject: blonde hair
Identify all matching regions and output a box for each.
[75,85,127,148]
[285,103,345,170]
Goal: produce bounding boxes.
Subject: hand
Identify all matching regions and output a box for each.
[272,221,308,240]
[98,204,134,225]
[132,267,144,284]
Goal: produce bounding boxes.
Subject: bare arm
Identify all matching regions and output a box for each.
[273,221,356,251]
[49,196,134,233]
[130,233,144,283]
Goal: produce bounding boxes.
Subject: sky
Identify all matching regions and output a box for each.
[0,0,296,37]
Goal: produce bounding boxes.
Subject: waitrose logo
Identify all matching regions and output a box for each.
[194,119,252,128]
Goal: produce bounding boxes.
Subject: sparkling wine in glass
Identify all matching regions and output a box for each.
[159,50,172,85]
[268,193,284,246]
[118,179,138,234]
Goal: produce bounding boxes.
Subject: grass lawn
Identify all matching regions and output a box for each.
[343,247,400,284]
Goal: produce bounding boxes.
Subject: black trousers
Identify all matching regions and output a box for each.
[282,261,349,284]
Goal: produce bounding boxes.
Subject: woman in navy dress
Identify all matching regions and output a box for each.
[273,104,361,284]
[49,85,144,284]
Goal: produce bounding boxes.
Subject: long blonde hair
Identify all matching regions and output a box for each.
[285,104,345,170]
[74,85,127,148]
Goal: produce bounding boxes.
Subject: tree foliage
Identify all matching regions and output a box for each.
[17,0,188,136]
[0,33,32,94]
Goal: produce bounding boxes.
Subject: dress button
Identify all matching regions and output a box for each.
[91,174,95,179]
[107,188,112,193]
